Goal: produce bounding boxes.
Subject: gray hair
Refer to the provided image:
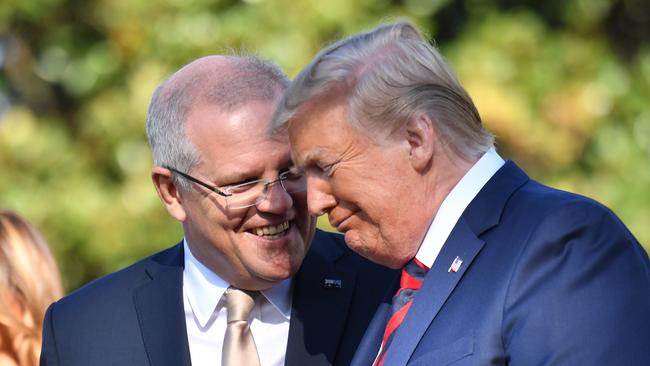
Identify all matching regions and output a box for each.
[273,20,493,161]
[146,55,289,189]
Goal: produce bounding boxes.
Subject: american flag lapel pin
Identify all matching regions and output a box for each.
[323,278,342,289]
[448,256,463,273]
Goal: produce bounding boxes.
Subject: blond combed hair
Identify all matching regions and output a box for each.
[0,211,63,366]
[273,20,494,161]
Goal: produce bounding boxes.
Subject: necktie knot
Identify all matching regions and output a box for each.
[226,287,257,322]
[398,258,428,293]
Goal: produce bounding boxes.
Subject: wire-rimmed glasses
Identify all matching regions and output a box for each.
[166,166,306,209]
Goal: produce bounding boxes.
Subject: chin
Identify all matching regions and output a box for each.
[344,231,374,254]
[344,233,407,269]
[259,269,293,284]
[260,258,300,280]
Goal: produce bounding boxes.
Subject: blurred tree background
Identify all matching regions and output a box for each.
[1,0,648,291]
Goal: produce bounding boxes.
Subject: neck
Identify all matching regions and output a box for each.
[423,148,477,230]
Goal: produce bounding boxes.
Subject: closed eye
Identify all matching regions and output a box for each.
[320,162,337,177]
[301,162,334,178]
[223,176,262,192]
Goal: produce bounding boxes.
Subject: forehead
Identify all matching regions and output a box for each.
[186,99,290,174]
[288,98,360,162]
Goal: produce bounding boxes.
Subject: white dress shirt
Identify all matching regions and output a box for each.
[183,241,292,366]
[415,148,505,268]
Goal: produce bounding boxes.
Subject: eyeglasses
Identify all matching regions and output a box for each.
[166,166,306,209]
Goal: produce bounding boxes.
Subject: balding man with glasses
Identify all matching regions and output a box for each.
[40,55,396,366]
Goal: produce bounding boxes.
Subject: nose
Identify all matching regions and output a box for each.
[306,174,337,217]
[255,180,293,214]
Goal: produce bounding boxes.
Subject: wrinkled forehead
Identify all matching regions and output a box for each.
[287,84,350,132]
[286,97,360,168]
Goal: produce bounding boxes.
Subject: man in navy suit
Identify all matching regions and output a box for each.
[40,55,395,366]
[272,21,650,365]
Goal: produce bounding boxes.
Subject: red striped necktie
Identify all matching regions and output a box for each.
[373,258,429,366]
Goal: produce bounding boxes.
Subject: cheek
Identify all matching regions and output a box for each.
[219,206,256,233]
[354,206,401,253]
[335,167,391,202]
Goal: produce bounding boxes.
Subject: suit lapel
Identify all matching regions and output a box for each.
[384,218,484,366]
[133,244,192,366]
[285,233,357,366]
[350,277,399,366]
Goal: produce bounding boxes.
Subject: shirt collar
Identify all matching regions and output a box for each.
[415,148,505,268]
[183,240,292,327]
[260,278,293,319]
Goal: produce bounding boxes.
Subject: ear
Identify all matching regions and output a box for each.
[152,166,187,222]
[405,113,436,172]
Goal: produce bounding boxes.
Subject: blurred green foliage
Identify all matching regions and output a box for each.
[1,0,648,291]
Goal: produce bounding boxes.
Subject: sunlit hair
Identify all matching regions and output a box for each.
[0,211,63,366]
[146,55,290,190]
[273,20,494,161]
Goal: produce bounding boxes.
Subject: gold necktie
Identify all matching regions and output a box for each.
[222,287,261,366]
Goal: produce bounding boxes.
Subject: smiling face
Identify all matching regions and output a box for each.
[178,98,315,290]
[288,99,433,269]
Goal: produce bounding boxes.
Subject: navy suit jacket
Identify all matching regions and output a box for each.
[352,162,650,366]
[40,230,397,366]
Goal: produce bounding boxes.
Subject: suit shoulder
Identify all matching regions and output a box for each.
[509,179,624,224]
[51,243,182,314]
[495,179,646,272]
[504,179,647,269]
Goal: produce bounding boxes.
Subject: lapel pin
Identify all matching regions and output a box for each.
[448,256,463,273]
[323,278,342,289]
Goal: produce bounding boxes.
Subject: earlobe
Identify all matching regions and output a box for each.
[152,166,187,222]
[406,114,435,172]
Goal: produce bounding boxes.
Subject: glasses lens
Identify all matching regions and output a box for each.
[225,181,266,209]
[225,172,306,209]
[280,171,306,193]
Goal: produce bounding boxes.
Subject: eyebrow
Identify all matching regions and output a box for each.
[214,159,295,185]
[294,147,326,168]
[207,169,254,186]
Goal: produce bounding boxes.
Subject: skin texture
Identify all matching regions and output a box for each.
[288,95,472,269]
[152,58,315,290]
